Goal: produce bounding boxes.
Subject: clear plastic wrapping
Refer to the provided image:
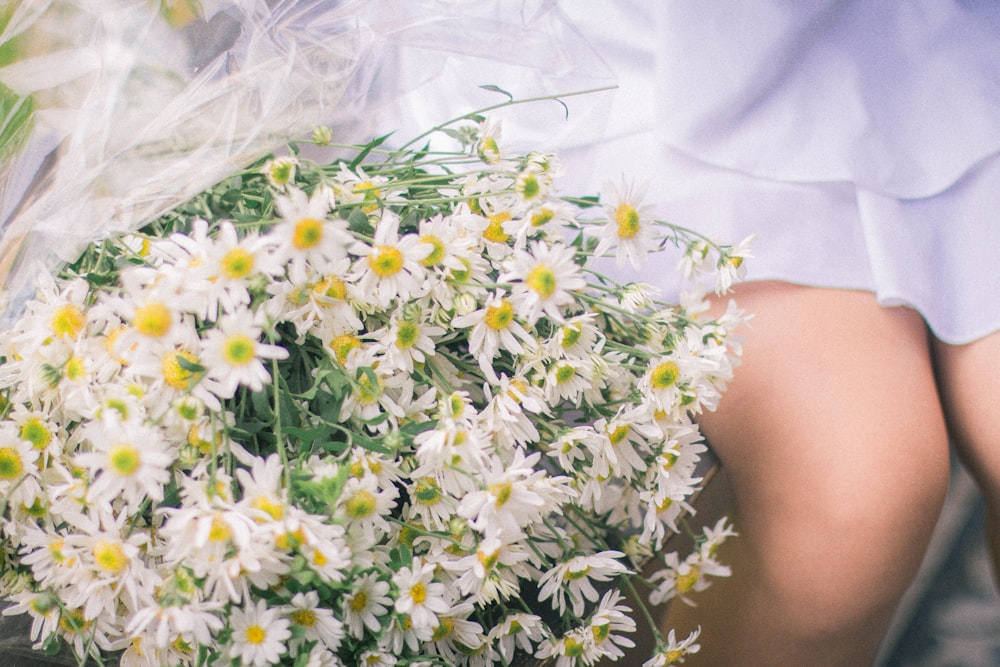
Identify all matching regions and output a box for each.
[0,0,612,319]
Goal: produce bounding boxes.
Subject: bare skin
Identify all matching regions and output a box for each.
[933,334,1000,584]
[661,282,952,665]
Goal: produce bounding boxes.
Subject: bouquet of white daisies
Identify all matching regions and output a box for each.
[0,111,749,666]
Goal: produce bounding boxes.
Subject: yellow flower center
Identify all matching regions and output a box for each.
[525,265,557,298]
[20,418,52,451]
[675,565,700,594]
[661,450,679,470]
[484,212,511,244]
[560,324,582,348]
[108,443,141,476]
[565,565,591,581]
[531,207,554,228]
[516,172,541,200]
[662,649,685,664]
[608,424,630,446]
[275,527,306,551]
[563,636,586,657]
[286,285,311,307]
[50,304,86,339]
[251,495,285,521]
[58,609,90,634]
[354,181,382,213]
[349,591,368,612]
[432,616,455,641]
[477,547,500,573]
[615,203,640,239]
[313,276,347,301]
[345,489,376,519]
[369,245,404,277]
[245,625,266,645]
[208,514,232,542]
[410,582,427,605]
[489,481,513,507]
[650,361,680,389]
[329,334,360,365]
[65,355,87,382]
[448,258,471,282]
[478,137,500,164]
[290,608,318,628]
[222,335,256,366]
[484,300,514,330]
[419,234,446,267]
[355,373,382,406]
[292,217,324,250]
[554,364,576,384]
[0,447,24,480]
[162,350,200,390]
[268,160,294,186]
[133,302,172,338]
[592,622,611,643]
[395,321,419,350]
[414,478,441,505]
[94,540,128,574]
[220,247,255,279]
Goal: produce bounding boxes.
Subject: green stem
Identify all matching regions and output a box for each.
[622,573,665,645]
[390,86,618,159]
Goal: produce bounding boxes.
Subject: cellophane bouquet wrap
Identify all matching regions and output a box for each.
[0,2,753,666]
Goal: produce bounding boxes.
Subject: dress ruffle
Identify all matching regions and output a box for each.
[552,1,1000,344]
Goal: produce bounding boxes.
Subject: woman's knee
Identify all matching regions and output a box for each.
[741,444,950,640]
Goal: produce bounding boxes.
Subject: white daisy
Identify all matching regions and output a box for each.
[287,591,345,651]
[588,589,637,662]
[349,210,431,308]
[501,241,587,324]
[643,628,702,666]
[200,309,289,399]
[228,599,292,667]
[595,179,658,269]
[715,234,756,294]
[392,557,451,631]
[537,550,630,617]
[342,572,392,638]
[271,186,350,283]
[262,155,298,189]
[451,290,536,381]
[489,612,546,665]
[75,415,174,508]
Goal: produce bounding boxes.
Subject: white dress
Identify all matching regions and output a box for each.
[551,1,1000,345]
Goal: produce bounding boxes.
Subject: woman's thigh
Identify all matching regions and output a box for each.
[933,331,1000,502]
[666,282,950,664]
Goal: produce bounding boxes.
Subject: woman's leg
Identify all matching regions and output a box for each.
[662,282,951,666]
[932,331,1000,583]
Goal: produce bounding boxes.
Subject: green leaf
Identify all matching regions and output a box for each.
[0,83,33,161]
[479,84,514,102]
[347,206,373,235]
[349,131,394,170]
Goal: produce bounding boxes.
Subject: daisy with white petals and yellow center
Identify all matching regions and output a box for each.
[200,309,288,399]
[502,241,587,324]
[228,599,292,667]
[75,416,173,508]
[350,210,432,308]
[595,180,659,269]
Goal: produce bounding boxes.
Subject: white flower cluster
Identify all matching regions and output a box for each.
[0,119,745,666]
